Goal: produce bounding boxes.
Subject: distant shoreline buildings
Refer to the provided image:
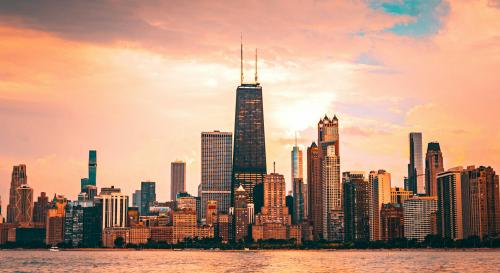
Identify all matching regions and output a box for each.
[1,43,499,248]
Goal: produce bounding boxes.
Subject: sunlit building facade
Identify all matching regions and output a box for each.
[201,131,232,220]
[408,132,424,194]
[425,142,444,197]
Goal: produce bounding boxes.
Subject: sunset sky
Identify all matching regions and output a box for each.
[0,0,499,204]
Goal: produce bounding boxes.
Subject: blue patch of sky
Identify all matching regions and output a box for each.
[368,0,449,37]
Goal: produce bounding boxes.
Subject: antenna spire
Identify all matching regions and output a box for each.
[273,161,276,173]
[295,131,297,147]
[240,33,244,85]
[255,48,258,84]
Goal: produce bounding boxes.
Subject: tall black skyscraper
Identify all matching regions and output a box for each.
[232,41,267,213]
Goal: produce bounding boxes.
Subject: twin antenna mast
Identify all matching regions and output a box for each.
[240,34,259,85]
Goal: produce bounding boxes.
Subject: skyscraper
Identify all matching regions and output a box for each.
[140,181,156,216]
[437,167,464,240]
[171,161,186,201]
[369,170,391,241]
[461,166,499,239]
[292,178,305,224]
[403,196,437,241]
[425,142,444,197]
[201,131,233,220]
[89,150,97,183]
[291,138,303,182]
[233,185,249,242]
[408,132,424,194]
[343,171,369,242]
[318,114,341,241]
[232,41,267,214]
[322,145,341,241]
[132,190,141,208]
[33,192,48,225]
[257,173,290,225]
[7,164,27,223]
[307,142,322,239]
[14,184,33,226]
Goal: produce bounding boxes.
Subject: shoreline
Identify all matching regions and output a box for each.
[2,248,499,252]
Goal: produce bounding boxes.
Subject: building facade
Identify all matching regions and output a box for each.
[201,131,233,221]
[95,190,129,229]
[232,82,267,214]
[369,170,391,241]
[233,185,249,242]
[403,196,438,241]
[7,165,27,223]
[343,171,369,242]
[140,181,156,216]
[408,132,425,194]
[437,167,464,240]
[425,142,444,197]
[14,184,33,226]
[390,187,413,205]
[171,161,186,201]
[32,192,48,225]
[461,166,500,239]
[380,203,404,241]
[322,145,341,241]
[307,142,322,239]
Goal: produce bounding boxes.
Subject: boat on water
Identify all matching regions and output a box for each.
[244,248,250,251]
[49,246,60,252]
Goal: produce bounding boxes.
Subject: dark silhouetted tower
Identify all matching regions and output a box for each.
[425,142,444,197]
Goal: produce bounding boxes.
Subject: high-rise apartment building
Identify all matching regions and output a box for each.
[292,178,305,224]
[403,196,438,241]
[171,161,186,201]
[140,181,156,216]
[7,164,27,223]
[437,167,464,240]
[33,192,48,225]
[14,184,33,226]
[425,142,444,197]
[307,142,322,239]
[322,145,341,241]
[343,171,369,242]
[461,166,499,239]
[233,185,249,242]
[408,132,424,194]
[201,131,233,220]
[369,170,391,241]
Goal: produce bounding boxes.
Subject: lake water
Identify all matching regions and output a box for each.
[0,249,498,272]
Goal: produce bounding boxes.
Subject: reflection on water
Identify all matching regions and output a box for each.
[0,250,498,273]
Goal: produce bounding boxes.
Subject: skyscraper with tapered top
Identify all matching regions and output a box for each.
[7,164,27,223]
[232,38,267,214]
[307,142,322,239]
[425,142,444,197]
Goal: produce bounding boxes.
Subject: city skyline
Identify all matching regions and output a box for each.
[0,1,499,204]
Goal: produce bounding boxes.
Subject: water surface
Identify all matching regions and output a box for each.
[1,249,498,272]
